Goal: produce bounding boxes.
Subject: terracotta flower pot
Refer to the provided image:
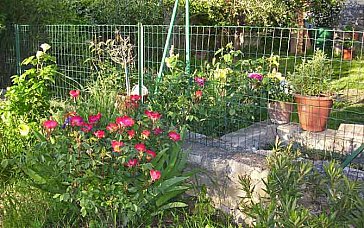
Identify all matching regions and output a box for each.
[343,49,352,60]
[295,94,333,132]
[268,101,294,124]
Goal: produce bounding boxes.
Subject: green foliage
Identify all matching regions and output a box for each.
[0,44,56,184]
[3,43,56,121]
[289,50,332,96]
[239,142,364,227]
[261,55,293,102]
[164,186,237,228]
[151,44,268,137]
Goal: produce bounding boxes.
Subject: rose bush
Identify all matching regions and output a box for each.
[23,91,189,227]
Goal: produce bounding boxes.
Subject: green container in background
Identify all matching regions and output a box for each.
[315,28,333,49]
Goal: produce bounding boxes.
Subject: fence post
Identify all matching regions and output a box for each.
[155,0,179,93]
[185,0,190,76]
[14,24,21,75]
[138,23,144,102]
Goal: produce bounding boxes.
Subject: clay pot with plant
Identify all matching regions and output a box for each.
[289,50,333,132]
[342,38,353,60]
[262,55,294,124]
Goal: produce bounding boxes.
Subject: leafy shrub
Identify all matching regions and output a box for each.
[289,50,333,96]
[22,90,189,227]
[239,142,364,227]
[3,43,56,121]
[151,44,268,137]
[0,44,56,183]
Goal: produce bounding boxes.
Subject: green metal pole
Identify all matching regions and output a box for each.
[185,0,190,75]
[138,23,144,102]
[341,143,364,168]
[155,0,179,93]
[14,24,21,75]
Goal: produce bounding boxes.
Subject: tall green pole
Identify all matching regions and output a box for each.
[185,0,190,75]
[14,24,21,75]
[155,0,179,93]
[138,23,144,102]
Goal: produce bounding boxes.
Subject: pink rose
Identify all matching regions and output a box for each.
[69,90,80,98]
[150,169,161,181]
[248,73,263,81]
[93,130,105,139]
[168,131,181,142]
[134,143,146,152]
[88,112,102,124]
[106,123,119,132]
[70,116,84,127]
[116,116,135,127]
[111,140,124,152]
[43,120,58,130]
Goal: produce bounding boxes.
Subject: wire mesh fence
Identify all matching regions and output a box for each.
[1,24,364,172]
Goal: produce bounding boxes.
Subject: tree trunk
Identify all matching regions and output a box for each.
[290,9,305,55]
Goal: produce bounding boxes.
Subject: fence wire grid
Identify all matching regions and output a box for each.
[1,24,364,174]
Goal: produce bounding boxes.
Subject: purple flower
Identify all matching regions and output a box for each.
[194,77,206,87]
[248,73,263,81]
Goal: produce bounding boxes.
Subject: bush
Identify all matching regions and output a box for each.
[150,44,268,137]
[21,90,189,227]
[0,44,56,183]
[239,142,364,227]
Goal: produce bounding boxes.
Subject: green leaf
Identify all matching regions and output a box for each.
[155,188,188,207]
[152,202,188,216]
[34,130,47,142]
[1,159,9,169]
[158,176,189,192]
[21,56,35,65]
[22,168,46,185]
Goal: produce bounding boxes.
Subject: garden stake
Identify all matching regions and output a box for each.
[341,143,364,168]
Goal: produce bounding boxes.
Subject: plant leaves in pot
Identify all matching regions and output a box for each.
[262,62,294,124]
[289,50,333,132]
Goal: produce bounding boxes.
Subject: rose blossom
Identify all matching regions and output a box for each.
[134,143,146,152]
[127,129,136,139]
[81,123,93,133]
[43,120,58,130]
[93,130,105,139]
[168,131,181,142]
[153,127,163,135]
[116,116,135,127]
[195,90,203,98]
[146,149,156,162]
[106,123,119,132]
[127,159,139,168]
[248,73,263,81]
[70,116,84,127]
[130,95,141,102]
[141,130,151,139]
[194,77,205,87]
[69,90,80,98]
[88,112,102,124]
[150,169,161,181]
[111,140,124,152]
[145,110,162,122]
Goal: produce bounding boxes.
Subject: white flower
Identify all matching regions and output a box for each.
[40,43,51,52]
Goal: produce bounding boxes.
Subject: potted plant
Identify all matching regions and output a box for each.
[261,56,294,125]
[342,37,353,61]
[289,50,333,132]
[263,73,294,124]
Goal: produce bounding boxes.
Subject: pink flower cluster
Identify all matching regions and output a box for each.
[41,90,183,183]
[248,73,263,81]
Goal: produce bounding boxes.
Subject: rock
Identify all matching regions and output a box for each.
[184,141,269,225]
[220,121,277,150]
[277,123,364,155]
